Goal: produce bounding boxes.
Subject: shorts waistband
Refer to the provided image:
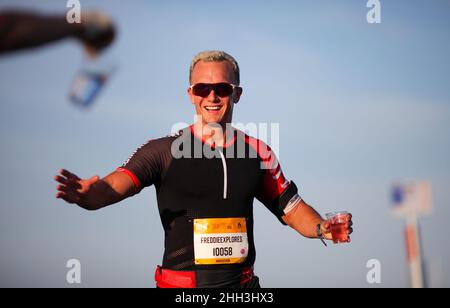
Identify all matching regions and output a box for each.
[155,265,254,288]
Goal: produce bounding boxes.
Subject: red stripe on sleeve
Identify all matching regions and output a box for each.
[116,167,141,193]
[244,134,289,202]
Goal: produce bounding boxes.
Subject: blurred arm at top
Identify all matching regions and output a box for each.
[0,10,115,55]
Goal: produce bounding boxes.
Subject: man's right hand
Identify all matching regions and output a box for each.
[55,168,136,210]
[55,169,100,209]
[77,11,116,57]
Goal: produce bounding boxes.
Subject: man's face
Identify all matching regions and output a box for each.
[188,60,242,126]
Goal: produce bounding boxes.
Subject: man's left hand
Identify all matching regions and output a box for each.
[320,213,353,241]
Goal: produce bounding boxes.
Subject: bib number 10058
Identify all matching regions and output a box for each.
[194,218,248,265]
[213,247,233,257]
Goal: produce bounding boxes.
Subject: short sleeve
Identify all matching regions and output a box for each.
[117,137,174,193]
[248,138,301,225]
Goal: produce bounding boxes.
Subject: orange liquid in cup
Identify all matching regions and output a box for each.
[330,222,349,244]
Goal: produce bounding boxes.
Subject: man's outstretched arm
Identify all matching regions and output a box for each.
[0,11,115,54]
[54,169,135,211]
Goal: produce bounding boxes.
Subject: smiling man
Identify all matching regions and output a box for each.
[55,50,353,288]
[189,53,242,132]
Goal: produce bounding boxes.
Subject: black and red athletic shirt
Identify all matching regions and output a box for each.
[117,125,298,272]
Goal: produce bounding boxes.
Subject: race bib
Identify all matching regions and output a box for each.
[193,218,249,265]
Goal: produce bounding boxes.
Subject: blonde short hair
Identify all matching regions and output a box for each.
[189,50,240,85]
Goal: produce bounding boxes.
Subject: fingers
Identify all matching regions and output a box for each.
[56,184,72,195]
[56,190,71,202]
[55,170,82,191]
[59,169,81,181]
[54,175,82,190]
[346,219,353,233]
[345,221,353,234]
[56,191,73,203]
[56,190,81,204]
[320,220,332,235]
[57,193,77,204]
[56,179,81,201]
[66,178,82,189]
[322,217,353,238]
[54,175,67,185]
[54,175,79,187]
[55,169,85,205]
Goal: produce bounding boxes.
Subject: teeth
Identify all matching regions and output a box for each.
[205,106,221,111]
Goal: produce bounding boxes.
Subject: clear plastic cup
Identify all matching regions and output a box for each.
[325,211,351,244]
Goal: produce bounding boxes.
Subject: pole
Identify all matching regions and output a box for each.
[405,213,424,288]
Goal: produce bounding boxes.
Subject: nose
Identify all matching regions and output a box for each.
[207,89,220,103]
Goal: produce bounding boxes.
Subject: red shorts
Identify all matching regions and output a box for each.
[155,265,254,288]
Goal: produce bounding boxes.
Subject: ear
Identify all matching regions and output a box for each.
[233,87,243,104]
[187,87,196,105]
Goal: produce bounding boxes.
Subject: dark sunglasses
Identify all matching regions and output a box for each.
[189,83,241,98]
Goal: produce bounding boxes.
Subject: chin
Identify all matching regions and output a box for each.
[202,115,223,125]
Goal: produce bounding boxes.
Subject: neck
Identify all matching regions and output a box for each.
[192,121,233,147]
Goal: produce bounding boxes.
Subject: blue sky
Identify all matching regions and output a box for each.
[0,0,449,287]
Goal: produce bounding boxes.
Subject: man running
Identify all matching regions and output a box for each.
[54,50,353,288]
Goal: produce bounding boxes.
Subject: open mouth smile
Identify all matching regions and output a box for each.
[204,105,223,111]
